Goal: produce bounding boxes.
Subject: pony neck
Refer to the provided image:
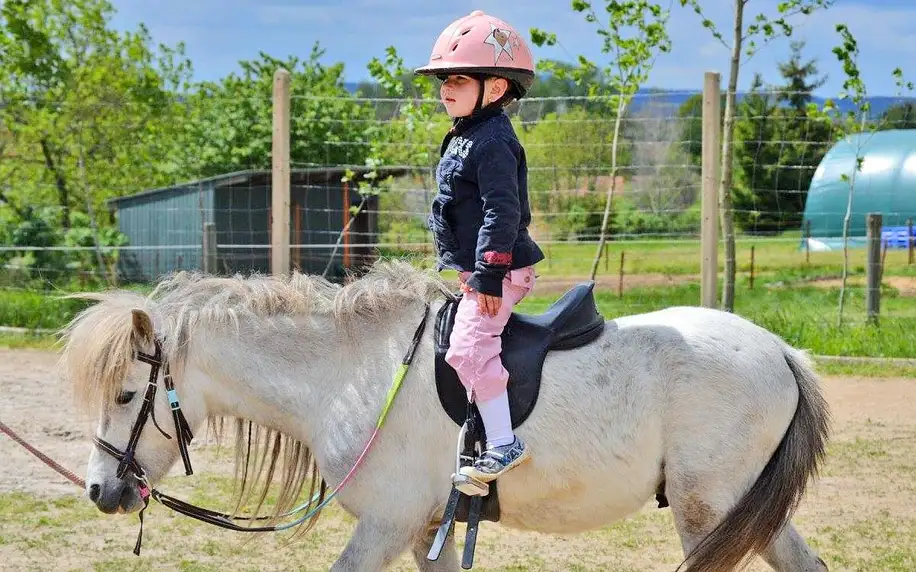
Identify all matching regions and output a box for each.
[183,313,345,443]
[185,307,422,447]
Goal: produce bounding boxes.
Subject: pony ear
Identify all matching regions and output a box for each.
[131,309,154,343]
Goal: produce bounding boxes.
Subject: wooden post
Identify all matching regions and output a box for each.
[202,222,217,275]
[271,68,291,276]
[805,220,811,263]
[605,243,609,272]
[866,213,882,325]
[908,217,913,265]
[701,71,721,308]
[618,250,625,298]
[749,245,755,290]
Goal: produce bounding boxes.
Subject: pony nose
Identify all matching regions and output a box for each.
[89,483,101,502]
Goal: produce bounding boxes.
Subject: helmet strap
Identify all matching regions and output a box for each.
[440,74,512,153]
[474,75,487,112]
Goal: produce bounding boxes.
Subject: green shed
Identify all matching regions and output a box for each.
[803,129,916,251]
[107,168,407,283]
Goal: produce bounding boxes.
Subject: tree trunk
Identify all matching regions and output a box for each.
[838,135,865,326]
[719,0,744,312]
[590,98,627,280]
[40,138,71,230]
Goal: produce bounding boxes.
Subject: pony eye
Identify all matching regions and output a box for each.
[116,391,136,405]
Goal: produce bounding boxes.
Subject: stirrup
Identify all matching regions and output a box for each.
[452,419,489,496]
[428,417,489,568]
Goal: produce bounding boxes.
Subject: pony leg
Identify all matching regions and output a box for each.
[330,515,420,572]
[761,522,829,572]
[666,474,735,565]
[412,523,458,571]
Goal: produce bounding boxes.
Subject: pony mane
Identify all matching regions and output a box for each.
[60,259,447,410]
[149,257,449,344]
[58,259,449,533]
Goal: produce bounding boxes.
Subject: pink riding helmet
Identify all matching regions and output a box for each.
[414,10,536,99]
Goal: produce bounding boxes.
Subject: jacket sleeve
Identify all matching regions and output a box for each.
[465,137,520,297]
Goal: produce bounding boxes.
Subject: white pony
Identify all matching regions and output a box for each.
[59,260,831,571]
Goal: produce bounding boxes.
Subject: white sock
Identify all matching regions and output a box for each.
[476,389,515,448]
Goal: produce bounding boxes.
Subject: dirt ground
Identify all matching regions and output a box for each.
[1,347,915,571]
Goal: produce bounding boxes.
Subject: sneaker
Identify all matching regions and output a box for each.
[459,437,530,483]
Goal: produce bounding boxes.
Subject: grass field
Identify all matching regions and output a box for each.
[488,236,916,279]
[2,238,915,361]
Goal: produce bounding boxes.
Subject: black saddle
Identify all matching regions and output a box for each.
[429,281,605,532]
[434,281,606,429]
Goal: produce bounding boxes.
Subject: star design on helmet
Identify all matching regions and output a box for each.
[483,23,514,64]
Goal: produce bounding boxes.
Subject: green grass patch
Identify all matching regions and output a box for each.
[814,360,916,377]
[0,332,59,349]
[481,238,916,278]
[3,240,915,360]
[0,289,91,330]
[817,513,916,572]
[516,277,916,359]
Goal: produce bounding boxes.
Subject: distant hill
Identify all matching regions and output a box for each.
[342,81,913,118]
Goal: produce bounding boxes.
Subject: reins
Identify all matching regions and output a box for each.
[1,303,430,555]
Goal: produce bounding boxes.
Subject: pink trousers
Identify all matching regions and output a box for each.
[445,266,536,402]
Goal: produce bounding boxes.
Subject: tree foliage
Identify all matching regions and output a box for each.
[532,0,672,279]
[732,42,833,233]
[0,0,192,228]
[183,47,375,177]
[678,0,836,311]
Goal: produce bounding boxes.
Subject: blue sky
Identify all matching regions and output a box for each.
[109,0,916,96]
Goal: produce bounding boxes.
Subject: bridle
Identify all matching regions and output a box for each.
[91,304,430,556]
[93,339,194,485]
[91,338,195,555]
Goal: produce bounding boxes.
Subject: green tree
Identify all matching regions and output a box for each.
[732,42,833,233]
[521,107,618,240]
[0,0,192,230]
[532,0,672,279]
[676,92,726,168]
[777,40,827,114]
[817,24,912,325]
[679,0,835,312]
[182,47,375,177]
[732,74,785,232]
[879,102,916,130]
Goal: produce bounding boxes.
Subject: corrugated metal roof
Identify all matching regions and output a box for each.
[107,166,412,208]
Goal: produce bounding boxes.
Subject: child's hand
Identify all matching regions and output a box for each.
[479,293,502,317]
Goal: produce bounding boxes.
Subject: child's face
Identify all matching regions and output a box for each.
[440,74,480,118]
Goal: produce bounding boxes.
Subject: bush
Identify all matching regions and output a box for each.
[613,198,701,239]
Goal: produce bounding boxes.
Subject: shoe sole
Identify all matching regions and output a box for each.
[459,448,531,483]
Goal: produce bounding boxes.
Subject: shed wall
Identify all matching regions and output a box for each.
[116,184,214,282]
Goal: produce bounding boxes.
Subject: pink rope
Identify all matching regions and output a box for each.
[0,419,86,489]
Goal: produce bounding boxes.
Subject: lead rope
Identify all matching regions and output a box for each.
[0,420,87,488]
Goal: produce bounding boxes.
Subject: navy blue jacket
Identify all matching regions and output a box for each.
[428,109,544,297]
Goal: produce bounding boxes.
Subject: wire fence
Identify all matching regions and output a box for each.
[2,88,916,327]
